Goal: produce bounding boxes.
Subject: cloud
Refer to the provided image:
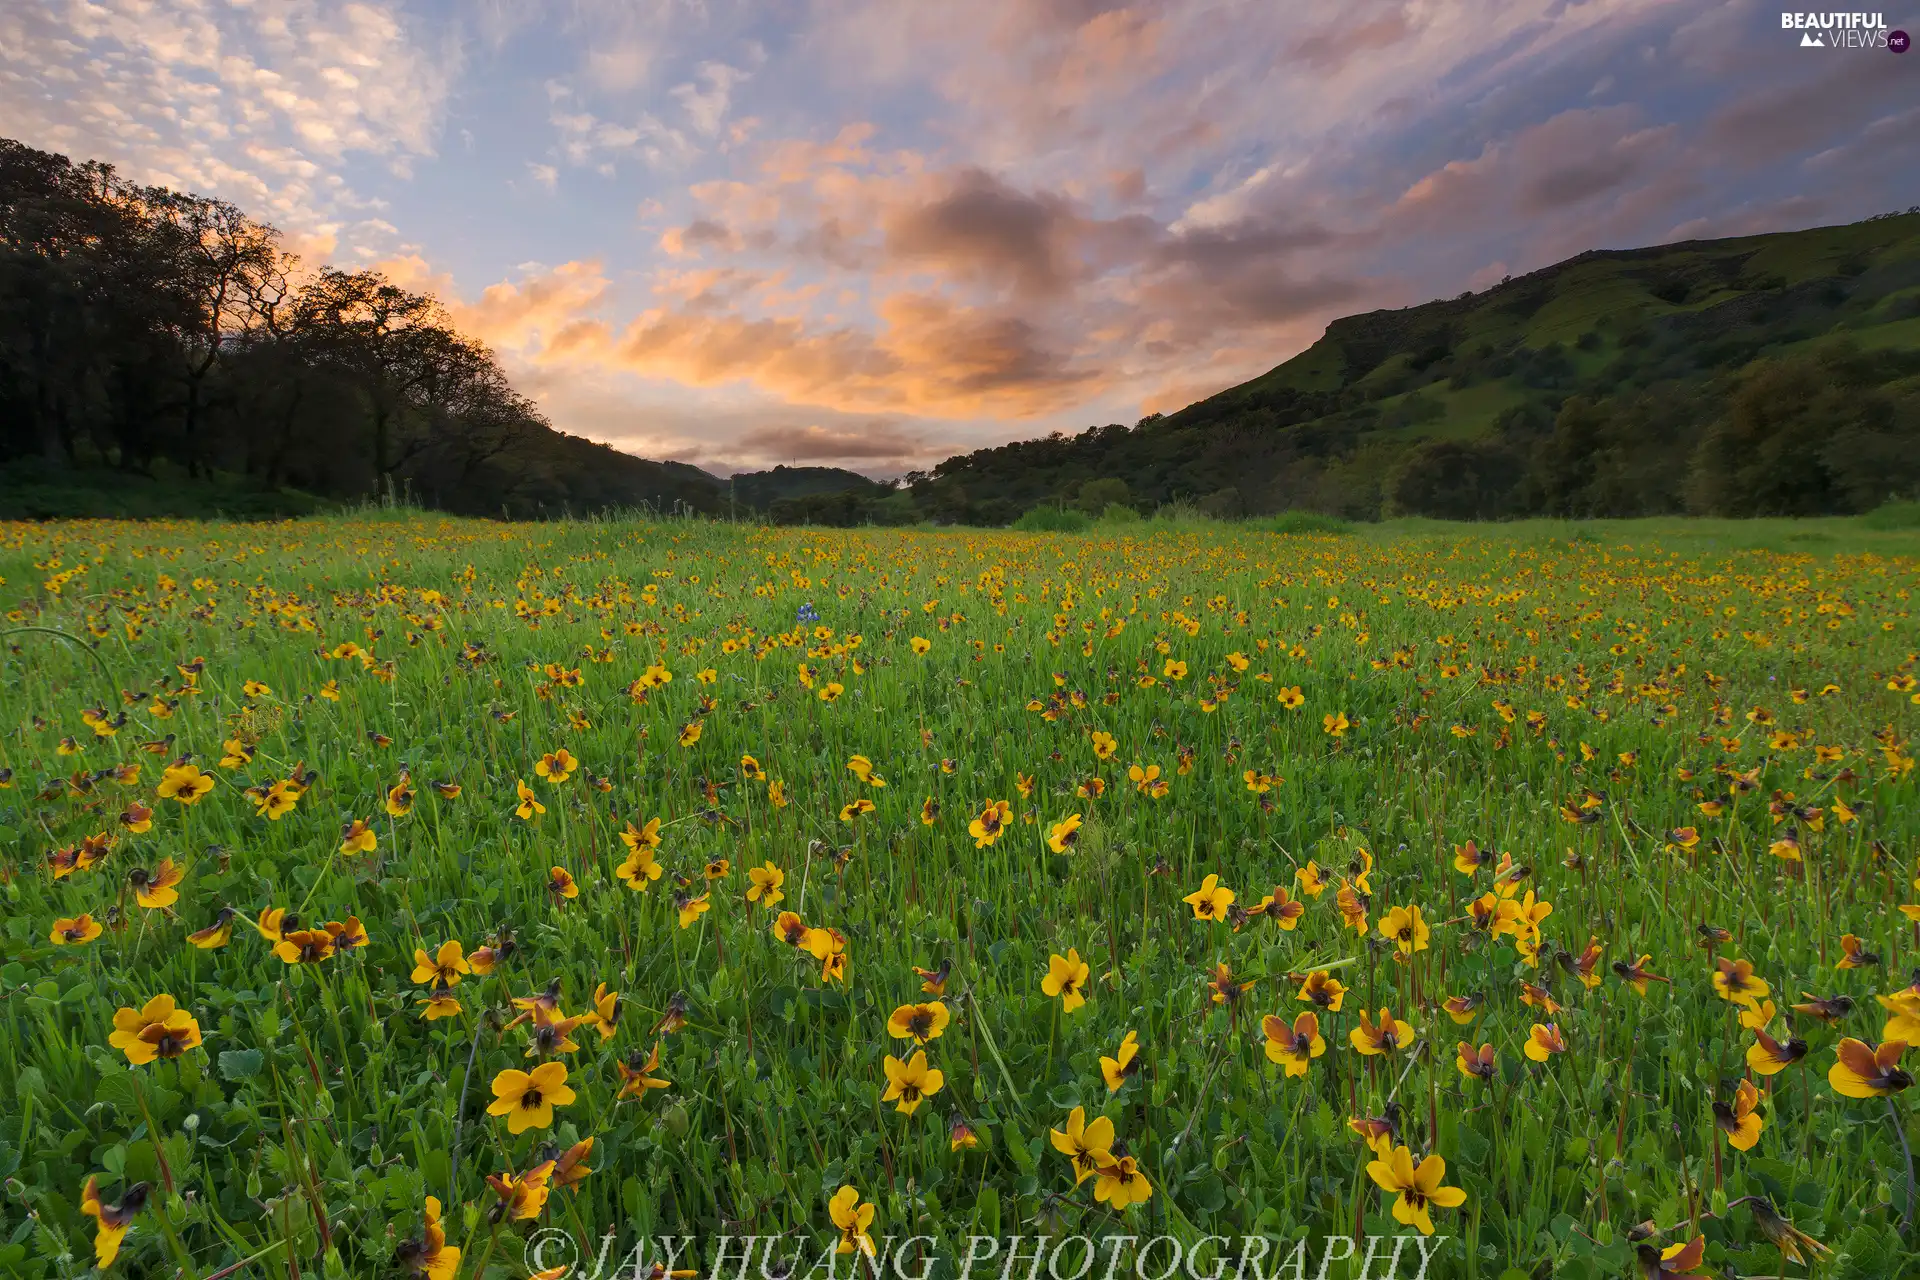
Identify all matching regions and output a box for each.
[733,421,944,466]
[0,0,456,251]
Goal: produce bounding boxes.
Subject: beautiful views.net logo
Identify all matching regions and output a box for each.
[1779,11,1910,50]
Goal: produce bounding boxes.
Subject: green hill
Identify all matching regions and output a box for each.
[899,210,1920,523]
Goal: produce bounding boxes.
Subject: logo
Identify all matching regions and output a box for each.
[1781,11,1900,48]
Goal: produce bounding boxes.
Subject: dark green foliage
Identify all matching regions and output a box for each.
[908,212,1920,523]
[0,137,723,519]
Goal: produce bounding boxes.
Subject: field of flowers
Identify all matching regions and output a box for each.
[1,513,1917,1280]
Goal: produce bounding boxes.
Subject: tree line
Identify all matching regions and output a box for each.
[0,137,720,518]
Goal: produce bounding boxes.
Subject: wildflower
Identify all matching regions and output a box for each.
[156,762,214,804]
[1043,949,1091,1012]
[514,779,545,820]
[913,960,952,995]
[1879,991,1920,1042]
[950,1120,979,1150]
[1090,730,1118,760]
[1740,1197,1831,1267]
[968,799,1012,847]
[1262,1012,1326,1077]
[108,994,203,1065]
[486,1160,555,1222]
[1100,1030,1143,1091]
[548,866,579,902]
[1635,1237,1708,1277]
[1277,686,1304,709]
[616,842,664,890]
[1837,933,1881,970]
[1323,711,1350,737]
[1611,955,1670,996]
[828,1186,875,1257]
[1379,904,1430,954]
[80,1177,148,1269]
[1128,763,1169,797]
[1296,862,1327,897]
[1828,1038,1913,1098]
[674,890,710,928]
[1524,1023,1568,1062]
[1364,1143,1465,1236]
[418,986,463,1021]
[1047,813,1082,853]
[846,755,886,786]
[394,1195,459,1280]
[130,858,183,909]
[616,1043,672,1099]
[839,797,875,822]
[1183,874,1235,922]
[412,941,470,988]
[1350,1007,1414,1056]
[535,749,577,784]
[1298,970,1346,1011]
[880,1050,945,1114]
[184,909,237,951]
[487,1061,576,1133]
[921,796,940,825]
[1453,840,1490,873]
[1712,958,1770,1010]
[1456,1042,1496,1082]
[552,1138,595,1190]
[1049,1106,1115,1184]
[746,862,785,906]
[1746,1026,1809,1076]
[1251,886,1304,929]
[118,801,153,834]
[887,1001,950,1044]
[1442,993,1482,1024]
[51,913,103,945]
[340,819,377,855]
[275,928,336,965]
[1093,1154,1153,1209]
[1713,1078,1763,1151]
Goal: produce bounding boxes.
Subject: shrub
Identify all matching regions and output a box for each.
[1862,499,1920,529]
[1012,505,1092,532]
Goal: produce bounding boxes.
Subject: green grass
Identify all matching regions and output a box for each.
[0,514,1916,1280]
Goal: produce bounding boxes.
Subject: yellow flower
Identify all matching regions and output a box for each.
[1048,1106,1114,1184]
[1042,949,1090,1012]
[886,1001,950,1044]
[412,940,470,987]
[1183,873,1234,922]
[880,1050,945,1114]
[514,779,545,821]
[51,913,103,945]
[1322,711,1350,737]
[486,1061,575,1133]
[1378,904,1430,954]
[340,819,378,856]
[1365,1143,1466,1235]
[1047,813,1082,854]
[968,799,1012,847]
[746,861,785,905]
[108,994,203,1065]
[828,1186,875,1256]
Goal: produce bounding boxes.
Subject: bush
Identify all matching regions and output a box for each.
[1096,503,1141,525]
[1268,510,1355,535]
[1075,477,1131,514]
[1862,499,1920,529]
[1012,505,1092,532]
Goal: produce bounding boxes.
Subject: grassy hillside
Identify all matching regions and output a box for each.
[903,210,1920,523]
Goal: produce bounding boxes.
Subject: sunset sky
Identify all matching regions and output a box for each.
[5,0,1914,475]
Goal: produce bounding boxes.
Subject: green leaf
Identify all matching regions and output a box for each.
[218,1048,265,1081]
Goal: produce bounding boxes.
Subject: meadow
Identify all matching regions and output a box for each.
[1,512,1917,1280]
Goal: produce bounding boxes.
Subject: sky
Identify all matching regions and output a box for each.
[4,0,1917,477]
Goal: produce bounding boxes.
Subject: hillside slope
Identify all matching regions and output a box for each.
[903,211,1920,522]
